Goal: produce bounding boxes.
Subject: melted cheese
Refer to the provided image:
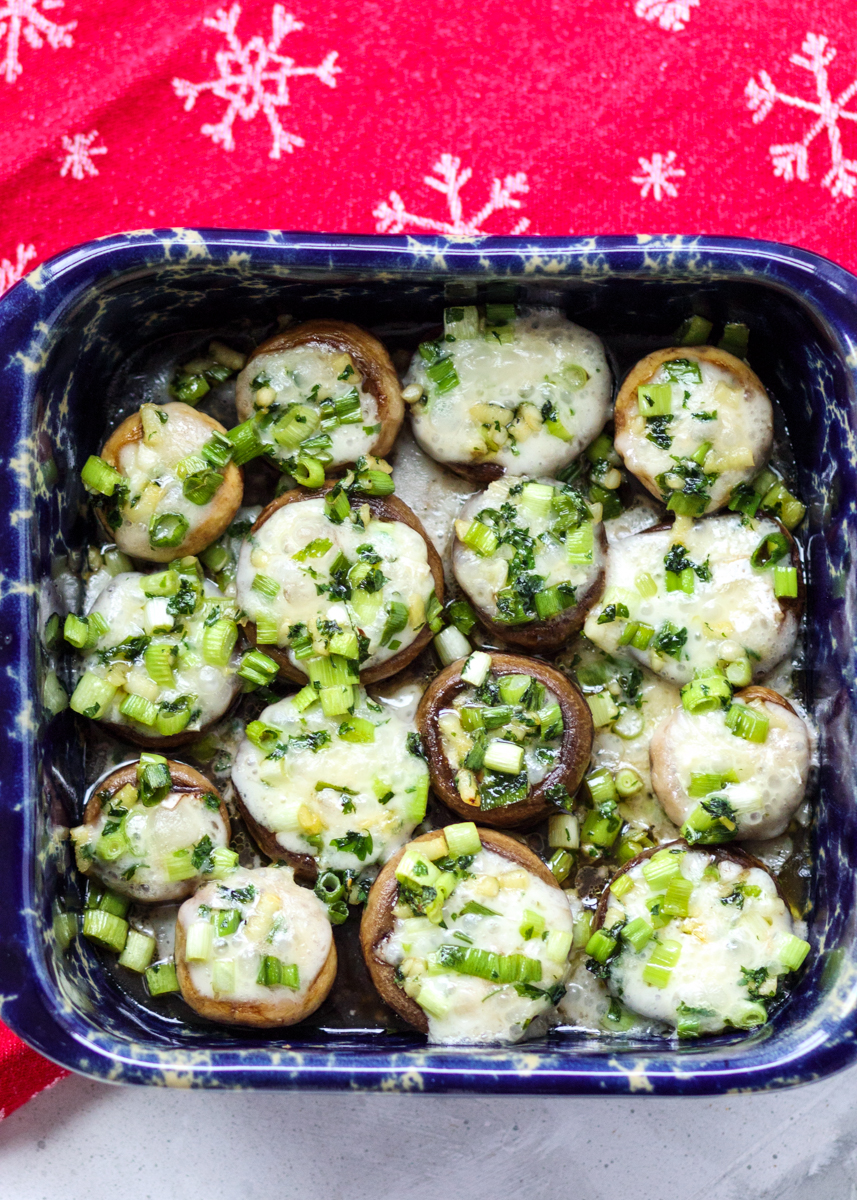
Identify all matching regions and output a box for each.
[405,309,611,474]
[178,866,332,1004]
[452,476,604,618]
[381,848,573,1044]
[231,689,429,871]
[583,514,797,685]
[84,573,241,733]
[235,498,435,674]
[114,403,230,558]
[605,851,797,1033]
[235,345,379,467]
[651,698,811,839]
[616,357,771,511]
[77,790,229,902]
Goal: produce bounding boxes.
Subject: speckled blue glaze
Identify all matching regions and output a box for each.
[0,230,855,1096]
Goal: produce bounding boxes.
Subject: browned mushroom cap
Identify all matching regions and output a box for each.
[360,828,560,1033]
[416,654,593,828]
[452,524,607,652]
[614,346,773,513]
[230,783,317,884]
[175,917,337,1029]
[98,402,243,562]
[236,319,404,466]
[244,485,444,684]
[591,838,785,932]
[79,760,230,901]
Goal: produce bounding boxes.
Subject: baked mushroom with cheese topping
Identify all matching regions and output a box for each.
[233,320,404,480]
[416,652,592,827]
[70,757,232,902]
[614,347,773,516]
[583,514,802,686]
[586,842,810,1036]
[66,561,243,747]
[404,306,612,482]
[236,484,443,688]
[175,866,337,1027]
[83,403,243,562]
[650,686,811,843]
[362,824,574,1044]
[231,685,430,884]
[452,475,606,649]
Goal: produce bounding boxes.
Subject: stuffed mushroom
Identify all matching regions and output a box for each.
[231,686,430,881]
[650,686,811,842]
[416,652,592,827]
[452,475,606,649]
[67,562,243,747]
[583,514,802,686]
[614,347,773,515]
[70,757,231,902]
[84,402,243,562]
[175,866,337,1027]
[236,484,443,687]
[403,306,611,482]
[233,320,404,478]
[361,824,574,1044]
[586,841,810,1036]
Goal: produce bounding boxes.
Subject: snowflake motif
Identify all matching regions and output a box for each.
[0,242,35,295]
[373,155,530,236]
[746,33,857,199]
[631,151,686,200]
[634,0,699,33]
[59,130,106,180]
[0,0,75,85]
[172,4,339,160]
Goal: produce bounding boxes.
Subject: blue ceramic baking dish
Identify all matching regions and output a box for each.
[0,230,855,1096]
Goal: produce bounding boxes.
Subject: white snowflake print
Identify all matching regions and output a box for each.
[634,0,699,33]
[59,130,106,180]
[172,4,339,160]
[631,151,685,200]
[746,33,857,199]
[373,155,530,236]
[0,242,35,294]
[0,0,75,85]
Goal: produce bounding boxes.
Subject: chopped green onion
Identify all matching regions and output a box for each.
[728,483,762,518]
[751,531,791,569]
[185,921,214,961]
[144,642,175,687]
[548,849,573,883]
[497,673,531,705]
[461,519,498,557]
[338,716,375,743]
[725,702,769,743]
[257,957,300,989]
[170,373,210,404]
[631,622,654,649]
[718,322,749,357]
[519,908,545,941]
[642,939,681,988]
[81,455,123,496]
[64,613,92,649]
[635,572,658,598]
[355,469,395,497]
[271,404,320,450]
[586,690,619,727]
[292,684,319,713]
[119,929,156,973]
[380,600,409,647]
[642,849,683,890]
[142,569,180,597]
[690,441,712,466]
[149,512,190,550]
[587,768,617,805]
[638,383,672,416]
[776,933,811,972]
[43,670,69,715]
[622,917,654,952]
[483,739,524,775]
[610,873,634,899]
[585,930,617,963]
[146,960,180,996]
[461,651,492,687]
[201,432,234,470]
[238,649,279,687]
[520,482,554,520]
[538,702,563,739]
[444,821,481,858]
[227,418,264,465]
[681,801,737,845]
[252,572,280,598]
[82,909,128,953]
[545,930,573,964]
[293,456,326,488]
[209,847,239,879]
[427,356,460,394]
[566,523,594,564]
[183,468,223,506]
[444,305,480,339]
[660,875,693,918]
[324,486,351,524]
[689,771,735,797]
[245,720,282,751]
[680,668,732,714]
[548,814,579,849]
[305,655,357,688]
[319,685,354,717]
[774,566,798,598]
[137,753,171,806]
[437,944,541,984]
[70,672,116,719]
[119,692,158,726]
[328,629,359,659]
[534,586,561,620]
[615,768,642,797]
[155,696,193,737]
[434,625,471,666]
[581,805,622,850]
[675,315,713,345]
[725,658,752,687]
[202,617,238,667]
[666,491,708,516]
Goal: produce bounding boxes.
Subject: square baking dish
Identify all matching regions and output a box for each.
[0,230,855,1096]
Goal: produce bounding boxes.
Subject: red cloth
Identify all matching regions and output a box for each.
[1,0,856,1111]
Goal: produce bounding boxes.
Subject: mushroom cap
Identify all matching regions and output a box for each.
[614,345,773,514]
[416,653,593,828]
[360,827,561,1033]
[235,318,404,466]
[243,485,444,684]
[98,402,243,562]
